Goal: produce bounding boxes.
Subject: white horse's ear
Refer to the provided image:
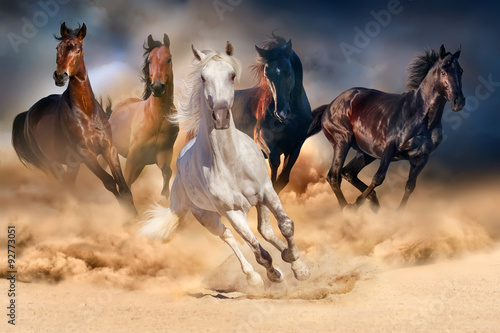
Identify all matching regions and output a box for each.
[192,44,206,61]
[225,41,234,56]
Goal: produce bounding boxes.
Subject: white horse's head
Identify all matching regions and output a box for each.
[192,42,239,130]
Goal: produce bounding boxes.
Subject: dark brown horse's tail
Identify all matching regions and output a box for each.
[99,96,113,119]
[12,112,45,170]
[307,104,328,138]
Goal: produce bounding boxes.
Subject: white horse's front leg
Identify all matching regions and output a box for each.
[263,190,310,281]
[224,210,284,284]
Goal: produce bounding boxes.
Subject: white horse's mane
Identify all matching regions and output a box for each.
[172,49,242,135]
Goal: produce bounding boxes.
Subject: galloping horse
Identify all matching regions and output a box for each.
[140,42,310,288]
[108,34,178,198]
[11,23,136,213]
[232,35,312,193]
[307,45,465,211]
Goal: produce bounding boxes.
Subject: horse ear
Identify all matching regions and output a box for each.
[225,41,234,56]
[60,22,68,37]
[77,23,86,40]
[163,34,170,47]
[439,44,446,59]
[255,45,268,58]
[147,35,155,48]
[453,44,461,59]
[191,44,206,61]
[285,39,292,57]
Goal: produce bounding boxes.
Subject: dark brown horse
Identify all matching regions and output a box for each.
[307,45,465,211]
[232,35,312,193]
[11,22,136,214]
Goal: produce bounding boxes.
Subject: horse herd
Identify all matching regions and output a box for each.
[11,23,465,287]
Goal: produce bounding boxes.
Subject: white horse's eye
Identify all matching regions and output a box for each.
[276,68,281,75]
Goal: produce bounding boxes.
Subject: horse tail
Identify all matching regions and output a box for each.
[307,104,328,138]
[139,203,186,239]
[12,112,45,170]
[99,96,113,119]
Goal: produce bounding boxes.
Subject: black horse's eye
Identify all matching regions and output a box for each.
[441,70,446,75]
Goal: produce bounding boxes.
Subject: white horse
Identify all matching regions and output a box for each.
[139,42,310,288]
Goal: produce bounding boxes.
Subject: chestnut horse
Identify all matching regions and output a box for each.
[307,45,465,211]
[11,23,136,213]
[108,34,178,198]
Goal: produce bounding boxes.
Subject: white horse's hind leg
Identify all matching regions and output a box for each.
[263,190,310,281]
[257,204,287,251]
[224,211,284,284]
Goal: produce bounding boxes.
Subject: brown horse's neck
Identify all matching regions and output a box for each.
[68,60,96,116]
[148,81,174,116]
[416,71,447,128]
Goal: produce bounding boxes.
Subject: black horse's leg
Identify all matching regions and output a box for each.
[352,144,396,209]
[275,145,302,193]
[398,154,429,210]
[342,152,379,210]
[327,142,350,209]
[268,150,281,189]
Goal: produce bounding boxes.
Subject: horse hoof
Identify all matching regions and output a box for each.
[344,203,359,212]
[267,267,284,283]
[247,271,265,289]
[281,248,298,263]
[291,259,310,281]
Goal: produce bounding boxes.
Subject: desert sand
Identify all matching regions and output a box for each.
[1,132,499,332]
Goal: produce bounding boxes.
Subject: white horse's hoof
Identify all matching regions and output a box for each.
[291,259,310,281]
[267,267,284,283]
[247,271,265,289]
[281,248,298,263]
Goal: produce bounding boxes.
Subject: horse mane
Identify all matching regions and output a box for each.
[251,35,293,120]
[406,48,440,91]
[172,50,242,136]
[141,38,163,100]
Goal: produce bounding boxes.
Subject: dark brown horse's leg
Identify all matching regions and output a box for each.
[327,143,350,209]
[398,155,429,210]
[103,146,137,215]
[342,152,379,210]
[352,144,396,209]
[275,145,302,193]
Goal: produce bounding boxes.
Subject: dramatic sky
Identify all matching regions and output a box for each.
[0,0,499,173]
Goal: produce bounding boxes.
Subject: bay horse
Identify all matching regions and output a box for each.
[108,34,178,198]
[307,45,465,211]
[232,35,312,193]
[11,23,136,214]
[140,42,310,288]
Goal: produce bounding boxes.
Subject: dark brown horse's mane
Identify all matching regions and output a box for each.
[53,24,83,41]
[406,48,440,91]
[141,38,163,100]
[251,35,289,120]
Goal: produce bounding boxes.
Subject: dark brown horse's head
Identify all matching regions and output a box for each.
[435,44,465,112]
[53,22,86,87]
[255,37,295,123]
[143,34,172,98]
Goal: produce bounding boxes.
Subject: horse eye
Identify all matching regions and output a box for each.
[230,73,236,81]
[201,76,205,83]
[76,49,81,54]
[441,70,446,75]
[167,58,171,64]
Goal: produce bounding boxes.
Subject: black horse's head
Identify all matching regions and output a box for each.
[255,37,295,122]
[435,45,465,112]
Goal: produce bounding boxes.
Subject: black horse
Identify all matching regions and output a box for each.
[307,45,465,211]
[232,35,312,193]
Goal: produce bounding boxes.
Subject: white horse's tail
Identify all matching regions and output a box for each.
[139,203,184,239]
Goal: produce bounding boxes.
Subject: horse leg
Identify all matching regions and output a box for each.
[275,145,302,193]
[263,190,310,281]
[102,145,136,214]
[257,204,287,251]
[224,210,284,284]
[63,164,81,186]
[341,152,379,210]
[156,149,174,199]
[398,154,429,210]
[268,150,281,187]
[123,147,146,188]
[352,144,396,209]
[326,142,350,209]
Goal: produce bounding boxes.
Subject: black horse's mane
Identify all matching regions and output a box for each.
[406,48,440,91]
[141,38,163,100]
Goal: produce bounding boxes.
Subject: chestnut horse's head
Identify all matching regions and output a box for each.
[142,34,173,98]
[53,22,86,87]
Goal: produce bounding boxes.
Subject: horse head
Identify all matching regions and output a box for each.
[53,22,86,87]
[145,34,172,97]
[435,44,465,112]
